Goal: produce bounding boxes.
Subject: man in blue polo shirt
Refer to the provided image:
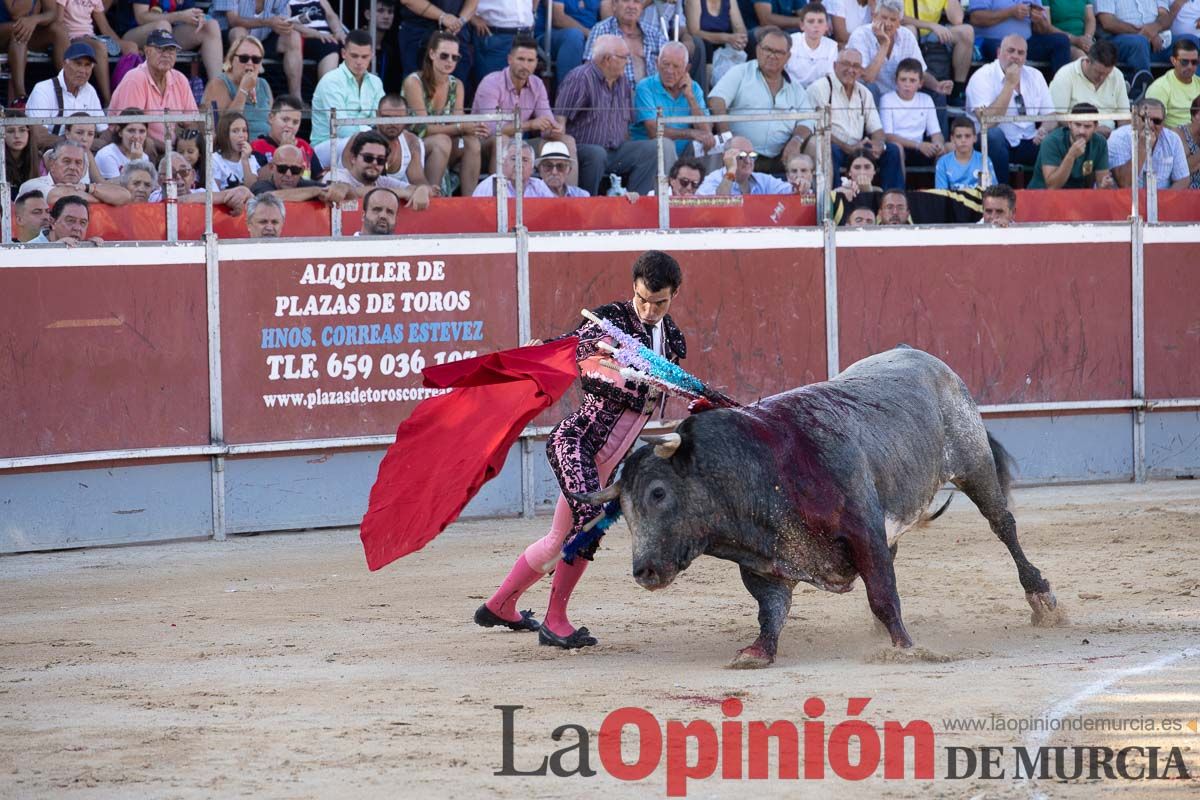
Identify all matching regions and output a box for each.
[709,26,817,173]
[632,43,717,157]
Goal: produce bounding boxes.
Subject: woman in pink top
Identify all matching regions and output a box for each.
[56,0,138,102]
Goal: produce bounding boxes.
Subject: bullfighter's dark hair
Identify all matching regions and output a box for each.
[632,250,682,293]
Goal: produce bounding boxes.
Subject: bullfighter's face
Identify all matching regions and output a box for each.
[632,278,675,327]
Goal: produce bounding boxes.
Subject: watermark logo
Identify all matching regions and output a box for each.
[495,700,1195,796]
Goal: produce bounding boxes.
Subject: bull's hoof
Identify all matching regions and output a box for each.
[728,645,774,670]
[1027,589,1068,627]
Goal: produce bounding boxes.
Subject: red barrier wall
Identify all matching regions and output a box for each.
[46,189,1196,242]
[1144,244,1200,400]
[217,250,518,443]
[0,263,210,457]
[837,242,1133,404]
[3,229,1193,461]
[529,245,827,426]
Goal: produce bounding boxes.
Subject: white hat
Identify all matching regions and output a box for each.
[536,141,573,164]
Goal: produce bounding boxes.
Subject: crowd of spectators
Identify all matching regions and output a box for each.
[3,0,1199,241]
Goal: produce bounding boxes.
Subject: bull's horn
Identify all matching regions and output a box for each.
[571,483,621,505]
[643,433,682,458]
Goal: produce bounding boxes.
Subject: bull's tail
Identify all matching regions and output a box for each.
[987,432,1017,502]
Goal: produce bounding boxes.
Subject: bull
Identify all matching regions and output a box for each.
[578,346,1062,668]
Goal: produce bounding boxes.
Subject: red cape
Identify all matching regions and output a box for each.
[359,338,579,571]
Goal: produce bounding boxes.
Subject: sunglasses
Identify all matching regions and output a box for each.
[358,153,388,164]
[437,51,461,63]
[540,161,570,172]
[674,177,699,189]
[1148,117,1164,126]
[1177,57,1198,66]
[275,163,304,175]
[236,53,264,64]
[736,151,758,160]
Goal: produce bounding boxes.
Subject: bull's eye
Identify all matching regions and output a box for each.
[644,479,670,509]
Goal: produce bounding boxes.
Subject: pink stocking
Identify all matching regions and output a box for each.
[543,556,589,637]
[485,553,546,622]
[487,409,646,629]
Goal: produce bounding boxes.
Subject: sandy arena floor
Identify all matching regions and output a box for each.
[1,481,1199,799]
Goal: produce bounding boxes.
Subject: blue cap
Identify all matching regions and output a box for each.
[146,29,181,49]
[64,41,97,62]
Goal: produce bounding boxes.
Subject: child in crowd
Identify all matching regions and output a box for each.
[881,58,945,174]
[211,111,258,189]
[787,3,839,87]
[174,127,203,190]
[96,108,150,179]
[252,95,322,179]
[935,116,996,190]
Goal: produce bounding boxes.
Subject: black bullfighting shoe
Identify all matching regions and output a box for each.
[538,625,598,649]
[474,604,541,632]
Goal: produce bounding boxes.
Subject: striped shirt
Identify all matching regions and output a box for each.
[583,16,669,85]
[555,63,634,150]
[1106,125,1190,188]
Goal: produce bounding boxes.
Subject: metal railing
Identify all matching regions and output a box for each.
[3,104,1185,247]
[329,110,522,234]
[0,109,214,245]
[977,110,1156,220]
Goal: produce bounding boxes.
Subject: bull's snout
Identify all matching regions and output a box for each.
[633,560,676,590]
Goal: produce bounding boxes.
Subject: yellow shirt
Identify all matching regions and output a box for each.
[904,0,948,24]
[1146,71,1200,129]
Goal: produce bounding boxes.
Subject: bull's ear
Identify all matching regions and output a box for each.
[642,433,682,459]
[571,482,621,505]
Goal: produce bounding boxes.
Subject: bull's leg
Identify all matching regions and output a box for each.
[954,473,1064,627]
[729,566,794,669]
[847,525,913,648]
